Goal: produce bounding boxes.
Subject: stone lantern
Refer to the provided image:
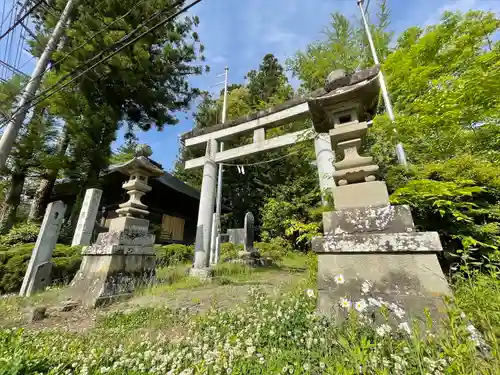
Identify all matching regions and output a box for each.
[308,67,451,326]
[70,144,164,307]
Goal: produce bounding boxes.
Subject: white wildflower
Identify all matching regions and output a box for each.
[361,280,372,294]
[398,322,411,335]
[319,362,325,369]
[335,274,345,284]
[376,324,392,337]
[303,363,310,371]
[367,297,381,307]
[354,299,367,313]
[389,303,406,319]
[306,289,315,298]
[339,297,351,309]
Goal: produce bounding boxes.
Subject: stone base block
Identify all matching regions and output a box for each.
[317,253,451,324]
[94,231,156,247]
[229,252,275,268]
[189,267,212,279]
[323,205,415,235]
[69,253,156,307]
[312,232,442,253]
[108,216,149,233]
[333,181,389,209]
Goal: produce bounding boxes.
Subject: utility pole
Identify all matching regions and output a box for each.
[357,0,408,167]
[0,0,78,170]
[210,66,229,265]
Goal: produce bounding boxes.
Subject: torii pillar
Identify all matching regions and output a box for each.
[190,138,218,278]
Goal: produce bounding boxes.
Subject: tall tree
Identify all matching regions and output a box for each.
[286,0,392,92]
[110,139,139,165]
[245,53,293,107]
[23,0,207,223]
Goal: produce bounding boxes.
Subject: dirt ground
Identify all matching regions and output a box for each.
[0,267,307,333]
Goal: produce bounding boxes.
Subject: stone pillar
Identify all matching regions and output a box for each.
[71,188,103,247]
[20,201,66,297]
[253,128,265,143]
[191,138,218,276]
[314,133,335,205]
[69,145,163,306]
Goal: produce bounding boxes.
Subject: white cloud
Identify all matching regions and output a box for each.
[424,0,500,27]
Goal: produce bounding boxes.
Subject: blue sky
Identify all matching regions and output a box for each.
[126,0,500,172]
[2,0,499,171]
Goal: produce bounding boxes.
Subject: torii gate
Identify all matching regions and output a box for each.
[181,66,382,276]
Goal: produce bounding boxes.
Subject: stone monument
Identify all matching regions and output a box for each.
[19,201,66,297]
[309,67,451,325]
[69,144,164,306]
[243,212,255,253]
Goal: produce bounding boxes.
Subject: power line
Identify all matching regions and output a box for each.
[0,58,29,77]
[0,0,45,41]
[1,0,203,126]
[5,0,166,99]
[0,0,16,30]
[220,149,304,167]
[17,0,152,92]
[1,1,17,78]
[14,18,26,70]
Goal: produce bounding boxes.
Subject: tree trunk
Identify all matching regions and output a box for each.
[0,171,26,234]
[28,178,57,222]
[28,127,70,222]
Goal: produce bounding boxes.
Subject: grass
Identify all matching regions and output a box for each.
[1,272,499,375]
[278,251,310,271]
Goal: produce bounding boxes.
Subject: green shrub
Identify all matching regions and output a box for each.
[0,243,82,294]
[255,240,288,263]
[219,242,243,261]
[0,222,40,247]
[155,244,194,267]
[219,239,289,263]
